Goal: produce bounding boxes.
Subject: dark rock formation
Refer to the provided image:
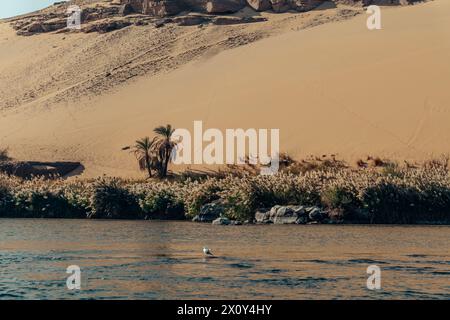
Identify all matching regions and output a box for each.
[206,0,246,13]
[143,0,182,16]
[10,0,422,36]
[83,19,132,33]
[0,161,82,179]
[247,0,272,11]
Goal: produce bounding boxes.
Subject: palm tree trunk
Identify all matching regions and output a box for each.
[145,153,152,178]
[163,148,170,177]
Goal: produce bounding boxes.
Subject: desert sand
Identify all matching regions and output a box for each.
[0,0,449,177]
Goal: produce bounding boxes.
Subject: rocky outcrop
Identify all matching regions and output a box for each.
[247,0,272,11]
[143,0,182,16]
[255,205,329,224]
[0,161,82,179]
[206,0,246,13]
[122,0,323,14]
[10,0,423,36]
[82,18,132,33]
[335,0,422,4]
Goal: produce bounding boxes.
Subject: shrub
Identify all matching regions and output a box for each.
[61,181,91,217]
[0,157,450,224]
[140,188,184,219]
[362,182,422,224]
[0,148,11,162]
[183,178,223,218]
[13,189,77,218]
[0,183,13,217]
[368,156,384,167]
[321,185,360,219]
[381,162,403,178]
[89,178,141,219]
[218,174,321,221]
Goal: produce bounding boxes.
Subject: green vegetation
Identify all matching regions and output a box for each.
[89,178,141,219]
[1,156,450,224]
[132,137,157,178]
[132,124,178,179]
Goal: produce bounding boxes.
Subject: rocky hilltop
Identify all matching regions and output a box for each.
[8,0,422,35]
[121,0,421,15]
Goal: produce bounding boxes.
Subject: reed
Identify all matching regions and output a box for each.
[1,157,449,224]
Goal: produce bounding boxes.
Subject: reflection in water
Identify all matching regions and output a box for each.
[0,219,449,299]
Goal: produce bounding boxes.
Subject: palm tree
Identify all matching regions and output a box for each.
[132,137,156,178]
[153,124,177,178]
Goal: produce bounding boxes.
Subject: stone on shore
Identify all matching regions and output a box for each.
[255,205,327,224]
[212,217,231,225]
[192,201,225,222]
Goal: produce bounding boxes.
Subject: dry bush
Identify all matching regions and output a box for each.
[0,156,450,223]
[0,148,11,162]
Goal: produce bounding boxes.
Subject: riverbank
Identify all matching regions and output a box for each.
[1,156,450,224]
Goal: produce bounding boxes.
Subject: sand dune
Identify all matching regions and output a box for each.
[1,0,449,177]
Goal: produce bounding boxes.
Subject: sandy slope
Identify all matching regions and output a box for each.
[0,1,449,177]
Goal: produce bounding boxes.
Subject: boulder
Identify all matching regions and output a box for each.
[256,205,309,224]
[154,19,168,27]
[192,201,225,222]
[182,0,209,11]
[246,0,272,11]
[26,22,44,33]
[83,19,132,33]
[269,0,323,12]
[273,205,307,224]
[211,16,266,25]
[308,207,326,222]
[255,208,271,223]
[119,3,135,15]
[335,0,420,5]
[123,0,145,12]
[270,0,290,12]
[288,0,323,12]
[143,0,182,16]
[212,217,231,225]
[296,215,309,224]
[206,0,246,14]
[41,18,67,32]
[173,15,208,26]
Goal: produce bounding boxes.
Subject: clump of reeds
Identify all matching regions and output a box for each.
[0,156,449,224]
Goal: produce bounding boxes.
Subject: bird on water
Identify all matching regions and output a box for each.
[203,247,214,256]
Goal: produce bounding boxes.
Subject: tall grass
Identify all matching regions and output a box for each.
[0,157,449,223]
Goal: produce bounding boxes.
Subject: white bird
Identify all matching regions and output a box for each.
[203,247,214,256]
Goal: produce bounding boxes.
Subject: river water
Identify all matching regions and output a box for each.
[0,219,448,299]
